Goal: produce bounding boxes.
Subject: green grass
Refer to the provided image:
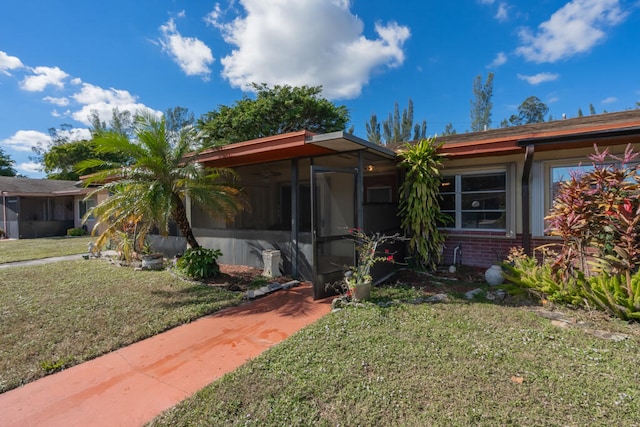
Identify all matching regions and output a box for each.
[0,236,94,263]
[150,288,640,426]
[0,260,243,393]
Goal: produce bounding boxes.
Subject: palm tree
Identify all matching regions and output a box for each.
[80,111,245,250]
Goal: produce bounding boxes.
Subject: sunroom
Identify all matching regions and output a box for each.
[190,130,399,299]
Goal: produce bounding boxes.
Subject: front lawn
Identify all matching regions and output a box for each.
[0,236,94,264]
[0,260,243,393]
[150,287,640,426]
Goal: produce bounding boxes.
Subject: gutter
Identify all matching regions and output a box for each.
[521,145,535,255]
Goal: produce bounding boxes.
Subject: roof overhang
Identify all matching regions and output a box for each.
[195,130,396,168]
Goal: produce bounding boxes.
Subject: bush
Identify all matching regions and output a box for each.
[176,247,223,280]
[505,144,640,320]
[66,227,87,236]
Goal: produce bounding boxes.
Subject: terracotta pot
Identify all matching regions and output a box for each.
[352,282,372,301]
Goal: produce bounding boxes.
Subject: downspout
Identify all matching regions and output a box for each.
[521,145,535,256]
[291,159,299,278]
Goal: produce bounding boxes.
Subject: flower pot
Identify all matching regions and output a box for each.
[485,265,504,286]
[352,282,372,301]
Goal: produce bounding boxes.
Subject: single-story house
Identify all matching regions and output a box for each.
[0,176,102,239]
[434,110,640,268]
[186,110,640,298]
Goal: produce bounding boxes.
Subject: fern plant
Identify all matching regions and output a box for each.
[176,247,223,280]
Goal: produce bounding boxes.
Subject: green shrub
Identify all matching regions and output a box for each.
[66,227,87,236]
[176,247,223,280]
[582,272,640,321]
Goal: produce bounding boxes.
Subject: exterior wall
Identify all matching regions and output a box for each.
[193,228,313,281]
[16,196,74,239]
[441,232,559,268]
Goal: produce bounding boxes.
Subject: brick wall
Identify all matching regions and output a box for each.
[440,231,560,268]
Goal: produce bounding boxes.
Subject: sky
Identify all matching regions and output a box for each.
[1,0,639,178]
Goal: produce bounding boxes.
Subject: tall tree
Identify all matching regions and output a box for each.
[0,147,17,176]
[577,108,584,117]
[165,106,195,132]
[442,122,457,136]
[377,98,425,145]
[365,114,382,145]
[501,96,549,127]
[470,72,494,132]
[589,103,597,115]
[198,84,349,146]
[80,112,246,250]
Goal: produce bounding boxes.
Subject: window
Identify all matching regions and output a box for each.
[549,164,594,206]
[79,198,95,220]
[366,186,392,204]
[440,171,507,231]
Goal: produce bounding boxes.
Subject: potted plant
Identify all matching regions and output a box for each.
[342,229,404,301]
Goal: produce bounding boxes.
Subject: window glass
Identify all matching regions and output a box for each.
[79,199,95,220]
[440,171,507,231]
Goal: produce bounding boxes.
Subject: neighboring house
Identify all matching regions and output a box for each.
[435,110,640,268]
[0,176,100,239]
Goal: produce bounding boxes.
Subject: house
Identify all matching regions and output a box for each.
[434,110,640,268]
[0,176,101,239]
[184,111,640,297]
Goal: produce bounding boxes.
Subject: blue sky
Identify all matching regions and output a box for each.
[1,0,639,177]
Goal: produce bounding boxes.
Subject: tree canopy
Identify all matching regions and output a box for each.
[198,83,350,146]
[470,72,494,132]
[81,112,246,250]
[501,96,549,127]
[0,147,17,177]
[367,98,426,146]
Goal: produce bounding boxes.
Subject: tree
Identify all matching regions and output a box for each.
[365,114,382,145]
[397,137,446,270]
[80,112,246,250]
[198,84,349,146]
[577,108,584,117]
[470,72,494,132]
[0,147,17,176]
[165,106,194,132]
[40,109,135,180]
[442,122,457,136]
[590,104,597,115]
[518,96,549,124]
[501,96,549,127]
[375,98,426,145]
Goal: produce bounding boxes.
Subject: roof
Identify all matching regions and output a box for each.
[195,130,395,168]
[434,110,640,159]
[0,176,86,197]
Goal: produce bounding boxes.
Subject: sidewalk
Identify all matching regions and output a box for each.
[0,284,332,427]
[0,254,85,269]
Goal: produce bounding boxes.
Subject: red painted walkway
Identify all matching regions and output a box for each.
[0,284,332,427]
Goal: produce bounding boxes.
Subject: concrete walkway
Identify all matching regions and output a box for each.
[0,254,85,269]
[0,284,332,427]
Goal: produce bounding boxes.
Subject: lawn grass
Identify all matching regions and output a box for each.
[150,288,640,426]
[0,260,243,393]
[0,236,94,263]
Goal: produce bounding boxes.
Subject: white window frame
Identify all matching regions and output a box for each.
[440,165,515,234]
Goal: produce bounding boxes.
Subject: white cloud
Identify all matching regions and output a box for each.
[488,52,507,68]
[20,66,69,91]
[496,3,509,21]
[517,72,559,85]
[17,161,43,174]
[211,0,410,99]
[69,82,161,126]
[1,130,51,152]
[602,96,617,104]
[158,15,214,79]
[0,51,23,75]
[516,0,627,63]
[478,0,495,4]
[43,96,70,106]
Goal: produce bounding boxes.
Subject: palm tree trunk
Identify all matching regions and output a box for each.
[171,193,200,249]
